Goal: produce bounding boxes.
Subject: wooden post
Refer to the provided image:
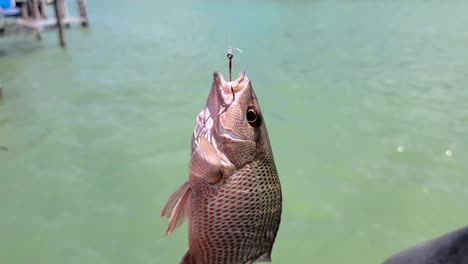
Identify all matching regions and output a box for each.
[53,0,65,47]
[20,2,29,18]
[27,0,34,18]
[60,0,68,19]
[77,0,89,27]
[39,0,47,18]
[58,0,70,28]
[31,0,40,19]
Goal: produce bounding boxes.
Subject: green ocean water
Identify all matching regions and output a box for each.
[1,1,468,263]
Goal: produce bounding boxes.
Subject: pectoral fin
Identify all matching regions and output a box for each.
[161,182,191,235]
[190,137,222,184]
[161,138,221,235]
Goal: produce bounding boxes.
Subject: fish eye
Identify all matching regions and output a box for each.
[246,107,261,127]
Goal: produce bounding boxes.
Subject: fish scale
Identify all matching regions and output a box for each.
[162,72,282,264]
[190,160,281,264]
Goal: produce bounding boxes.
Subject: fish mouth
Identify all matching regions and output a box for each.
[191,72,249,153]
[209,71,248,112]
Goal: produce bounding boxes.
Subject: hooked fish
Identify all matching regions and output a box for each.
[161,71,282,264]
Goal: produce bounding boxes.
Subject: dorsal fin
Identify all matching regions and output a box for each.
[190,137,222,184]
[160,182,191,235]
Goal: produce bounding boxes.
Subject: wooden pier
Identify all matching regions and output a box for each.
[0,0,89,47]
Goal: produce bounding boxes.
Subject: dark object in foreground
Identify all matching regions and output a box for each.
[383,225,468,264]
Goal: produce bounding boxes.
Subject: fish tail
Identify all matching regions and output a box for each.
[161,181,192,235]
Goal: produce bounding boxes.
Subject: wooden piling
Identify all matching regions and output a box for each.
[77,0,89,27]
[60,0,68,19]
[27,0,34,18]
[39,0,48,19]
[20,3,29,19]
[53,0,65,47]
[31,0,41,19]
[7,0,89,47]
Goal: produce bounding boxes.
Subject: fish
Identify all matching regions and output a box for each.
[161,71,282,264]
[382,225,468,264]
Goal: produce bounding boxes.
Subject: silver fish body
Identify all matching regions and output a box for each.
[162,72,282,264]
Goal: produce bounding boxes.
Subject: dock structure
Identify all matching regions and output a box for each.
[0,0,89,47]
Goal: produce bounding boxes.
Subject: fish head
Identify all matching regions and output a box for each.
[192,71,267,168]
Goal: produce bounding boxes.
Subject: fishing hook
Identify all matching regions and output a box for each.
[227,46,243,82]
[230,86,235,101]
[227,47,233,82]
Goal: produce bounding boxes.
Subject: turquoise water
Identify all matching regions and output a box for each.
[1,1,468,263]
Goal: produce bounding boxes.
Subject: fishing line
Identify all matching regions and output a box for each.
[225,2,243,81]
[226,3,233,81]
[227,46,243,82]
[227,32,243,81]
